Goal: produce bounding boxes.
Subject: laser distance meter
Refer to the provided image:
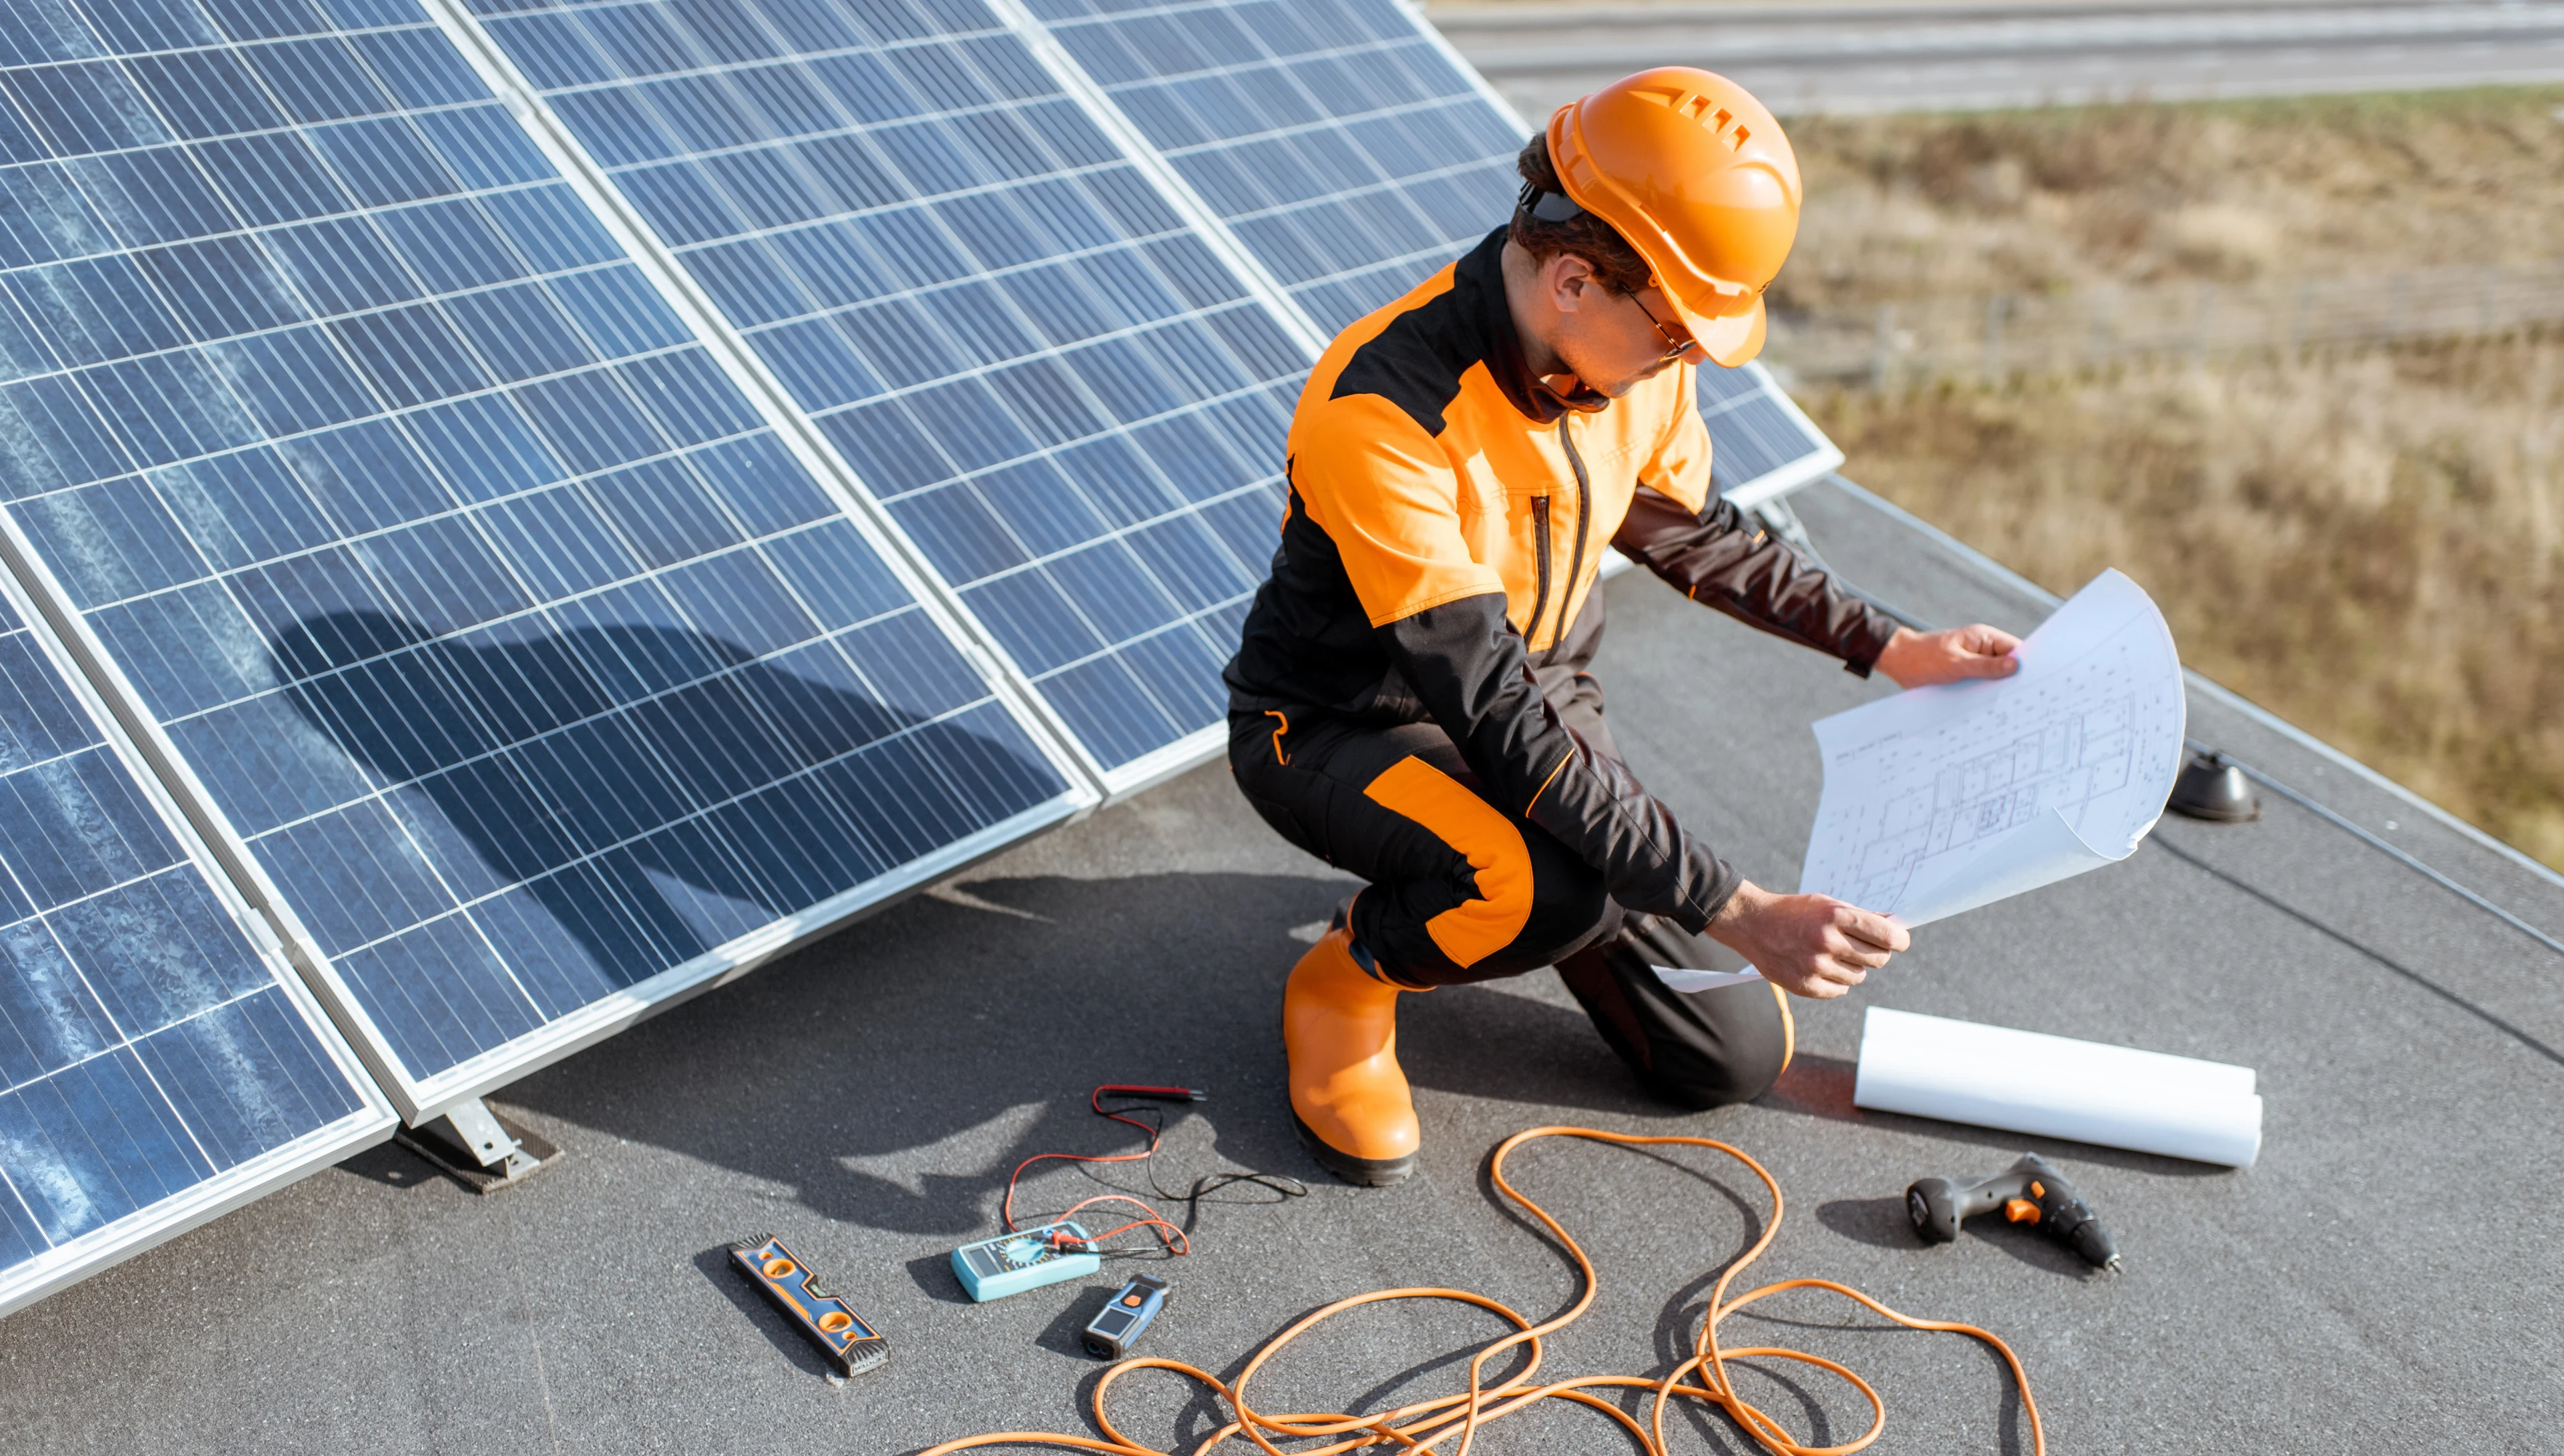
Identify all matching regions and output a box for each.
[1082,1275,1169,1359]
[950,1221,1099,1302]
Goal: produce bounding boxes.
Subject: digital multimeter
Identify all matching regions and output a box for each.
[1082,1274,1169,1359]
[949,1221,1100,1302]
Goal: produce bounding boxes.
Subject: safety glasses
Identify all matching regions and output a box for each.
[1628,290,1698,365]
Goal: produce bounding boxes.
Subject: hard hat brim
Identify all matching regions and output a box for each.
[1669,293,1766,369]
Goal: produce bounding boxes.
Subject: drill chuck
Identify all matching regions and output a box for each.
[1908,1152,2120,1270]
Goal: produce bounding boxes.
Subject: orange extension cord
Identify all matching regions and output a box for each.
[921,1126,2041,1456]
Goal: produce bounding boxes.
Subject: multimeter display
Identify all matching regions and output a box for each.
[949,1222,1100,1302]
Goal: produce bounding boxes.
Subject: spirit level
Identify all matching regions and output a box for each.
[728,1233,889,1377]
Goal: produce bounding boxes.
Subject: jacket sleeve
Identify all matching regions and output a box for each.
[1615,487,1901,676]
[1293,395,1741,933]
[1623,371,1902,676]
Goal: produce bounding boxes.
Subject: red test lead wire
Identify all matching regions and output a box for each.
[1000,1085,1205,1258]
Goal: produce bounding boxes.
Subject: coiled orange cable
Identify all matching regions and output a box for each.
[921,1126,2041,1456]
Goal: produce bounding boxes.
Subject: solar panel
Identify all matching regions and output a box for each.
[449,0,1316,784]
[0,564,390,1319]
[447,0,1842,782]
[0,0,1086,1119]
[1696,357,1844,508]
[1020,0,1842,505]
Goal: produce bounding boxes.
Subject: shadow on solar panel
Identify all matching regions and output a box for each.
[452,0,1307,788]
[258,605,1060,1078]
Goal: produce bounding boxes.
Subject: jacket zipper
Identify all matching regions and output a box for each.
[1522,494,1554,648]
[1550,419,1593,660]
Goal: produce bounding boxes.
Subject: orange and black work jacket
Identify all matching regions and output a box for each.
[1224,229,1900,937]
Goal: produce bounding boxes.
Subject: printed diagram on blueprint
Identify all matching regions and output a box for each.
[1834,677,2142,906]
[1799,570,2186,927]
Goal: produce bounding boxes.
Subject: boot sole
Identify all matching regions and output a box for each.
[1291,1110,1416,1187]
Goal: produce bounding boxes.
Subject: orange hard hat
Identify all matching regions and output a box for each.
[1546,68,1801,367]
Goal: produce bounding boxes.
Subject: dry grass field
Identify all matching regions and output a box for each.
[1781,90,2564,866]
[1777,89,2564,309]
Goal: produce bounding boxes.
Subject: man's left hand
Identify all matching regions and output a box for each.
[1873,624,2022,688]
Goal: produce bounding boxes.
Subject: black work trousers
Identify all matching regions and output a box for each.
[1230,692,1790,1111]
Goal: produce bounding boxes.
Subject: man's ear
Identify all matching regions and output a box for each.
[1543,251,1598,313]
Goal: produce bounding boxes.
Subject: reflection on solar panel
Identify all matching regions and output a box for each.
[0,569,389,1318]
[455,0,1309,779]
[0,0,1082,1117]
[1022,0,1842,505]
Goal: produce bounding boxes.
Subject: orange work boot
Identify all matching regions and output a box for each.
[1283,925,1420,1186]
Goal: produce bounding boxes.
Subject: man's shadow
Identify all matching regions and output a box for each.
[267,608,1064,1067]
[496,868,1348,1239]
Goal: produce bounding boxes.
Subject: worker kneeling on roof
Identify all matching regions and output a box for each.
[1223,69,2024,1186]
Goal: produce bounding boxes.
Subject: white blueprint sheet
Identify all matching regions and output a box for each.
[1795,569,2185,927]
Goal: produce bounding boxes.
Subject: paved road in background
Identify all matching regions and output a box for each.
[1431,1,2564,117]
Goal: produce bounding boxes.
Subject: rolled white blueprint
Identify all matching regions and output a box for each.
[1853,1007,2262,1167]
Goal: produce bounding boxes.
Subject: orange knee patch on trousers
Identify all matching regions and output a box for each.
[1361,756,1532,969]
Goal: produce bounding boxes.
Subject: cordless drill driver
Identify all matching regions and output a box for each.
[1906,1152,2120,1270]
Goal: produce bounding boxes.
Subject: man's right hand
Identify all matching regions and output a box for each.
[1705,881,1910,999]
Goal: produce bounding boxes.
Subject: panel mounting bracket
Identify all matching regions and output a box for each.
[395,1100,560,1195]
[1753,497,1818,554]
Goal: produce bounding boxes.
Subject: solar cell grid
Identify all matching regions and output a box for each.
[1696,359,1843,505]
[463,0,1307,774]
[0,0,1076,1106]
[0,578,380,1306]
[1024,0,1522,335]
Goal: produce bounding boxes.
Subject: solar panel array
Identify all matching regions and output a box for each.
[0,573,387,1314]
[462,0,1305,776]
[0,0,1850,1313]
[0,0,1082,1126]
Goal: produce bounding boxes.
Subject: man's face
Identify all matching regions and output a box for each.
[1544,266,1705,399]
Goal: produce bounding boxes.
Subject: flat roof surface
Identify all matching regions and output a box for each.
[3,479,2559,1455]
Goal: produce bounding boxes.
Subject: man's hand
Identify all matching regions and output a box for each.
[1705,881,1910,999]
[1873,624,2021,688]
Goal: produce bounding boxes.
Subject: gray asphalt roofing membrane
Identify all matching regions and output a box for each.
[3,477,2560,1454]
